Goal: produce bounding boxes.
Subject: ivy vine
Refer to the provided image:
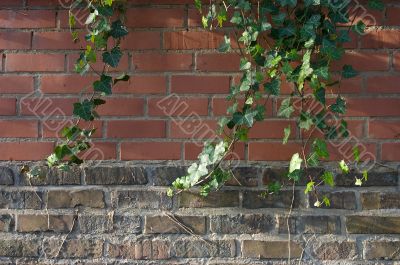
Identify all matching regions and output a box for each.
[31,0,384,207]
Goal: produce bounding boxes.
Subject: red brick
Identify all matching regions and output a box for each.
[248,142,302,161]
[20,97,76,116]
[148,96,209,116]
[6,54,65,72]
[369,120,400,139]
[387,7,400,26]
[132,53,192,72]
[330,76,362,94]
[33,32,82,50]
[332,52,389,72]
[327,142,376,161]
[366,76,400,93]
[97,98,144,116]
[0,32,31,49]
[360,30,400,49]
[41,75,96,94]
[0,10,56,28]
[128,0,193,3]
[171,76,230,94]
[249,120,296,139]
[42,120,103,138]
[126,8,184,28]
[82,142,116,160]
[381,143,400,161]
[0,0,23,7]
[0,120,38,138]
[26,0,61,6]
[0,98,17,115]
[196,53,240,72]
[0,76,33,94]
[120,31,160,50]
[170,120,217,139]
[346,98,400,117]
[114,76,166,94]
[184,142,245,160]
[59,9,88,29]
[394,53,400,71]
[0,142,54,161]
[121,142,181,160]
[164,31,224,50]
[107,120,166,138]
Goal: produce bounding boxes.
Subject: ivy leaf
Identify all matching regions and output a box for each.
[110,20,128,38]
[339,160,349,174]
[218,35,231,52]
[73,99,95,121]
[353,21,366,35]
[93,74,112,95]
[342,65,358,78]
[278,98,294,118]
[307,152,320,167]
[305,181,315,194]
[322,196,331,207]
[113,73,130,85]
[289,153,302,173]
[283,125,291,144]
[103,47,122,68]
[322,171,335,187]
[267,181,282,194]
[264,78,281,96]
[353,146,360,162]
[330,96,346,114]
[194,0,202,11]
[314,87,326,105]
[299,112,313,130]
[368,0,384,11]
[313,138,329,159]
[97,6,113,16]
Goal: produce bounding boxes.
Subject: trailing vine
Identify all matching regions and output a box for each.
[31,0,384,207]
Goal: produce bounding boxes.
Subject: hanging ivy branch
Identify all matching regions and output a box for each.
[167,0,383,206]
[30,0,383,207]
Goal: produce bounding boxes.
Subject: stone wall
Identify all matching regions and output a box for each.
[0,163,399,264]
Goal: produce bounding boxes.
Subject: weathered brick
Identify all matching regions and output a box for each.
[113,215,141,235]
[145,215,206,234]
[0,238,40,257]
[58,239,103,258]
[225,166,260,187]
[117,190,172,210]
[242,190,302,209]
[336,170,398,187]
[211,214,274,234]
[242,240,302,259]
[0,214,14,232]
[47,190,105,208]
[145,166,187,186]
[0,167,14,185]
[78,215,112,234]
[278,216,341,234]
[263,167,324,186]
[346,216,400,234]
[172,239,236,258]
[84,166,148,185]
[364,240,400,260]
[309,191,357,210]
[361,192,400,210]
[0,191,44,209]
[108,239,170,259]
[17,214,74,233]
[21,166,81,186]
[311,241,357,260]
[179,191,239,208]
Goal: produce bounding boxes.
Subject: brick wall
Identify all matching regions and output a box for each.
[0,0,399,264]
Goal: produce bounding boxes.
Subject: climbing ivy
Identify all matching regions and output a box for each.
[34,0,383,207]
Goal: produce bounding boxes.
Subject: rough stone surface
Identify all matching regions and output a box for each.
[0,214,14,232]
[47,189,105,208]
[361,192,400,210]
[145,166,187,186]
[108,239,170,260]
[179,191,239,208]
[173,239,236,258]
[145,215,206,234]
[364,240,400,260]
[336,170,398,187]
[312,241,358,260]
[85,166,148,185]
[242,240,302,259]
[226,166,261,186]
[210,214,274,234]
[117,190,172,209]
[0,167,14,185]
[346,216,400,234]
[242,190,302,209]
